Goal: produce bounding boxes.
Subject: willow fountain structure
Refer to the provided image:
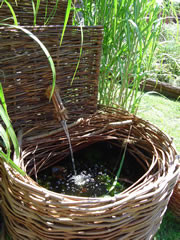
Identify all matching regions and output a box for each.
[0,4,179,239]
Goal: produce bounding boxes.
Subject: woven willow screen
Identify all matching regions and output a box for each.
[0,0,72,25]
[0,25,103,137]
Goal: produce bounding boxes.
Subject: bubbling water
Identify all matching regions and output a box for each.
[70,172,95,186]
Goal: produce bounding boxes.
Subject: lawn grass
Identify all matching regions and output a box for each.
[137,93,180,239]
[154,210,180,240]
[137,93,180,152]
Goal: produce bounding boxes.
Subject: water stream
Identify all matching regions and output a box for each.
[61,120,93,186]
[61,120,77,176]
[50,86,90,185]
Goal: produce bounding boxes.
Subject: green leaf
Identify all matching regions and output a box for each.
[0,124,11,159]
[108,134,129,195]
[44,0,59,25]
[0,83,8,115]
[71,25,83,85]
[0,104,20,159]
[2,0,18,25]
[32,0,41,26]
[0,152,26,176]
[59,0,72,47]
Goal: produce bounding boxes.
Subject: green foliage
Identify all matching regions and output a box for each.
[108,143,127,194]
[81,0,165,113]
[32,0,41,26]
[137,92,180,152]
[60,0,72,46]
[98,173,126,197]
[0,0,18,25]
[154,210,180,240]
[0,84,26,176]
[149,23,180,87]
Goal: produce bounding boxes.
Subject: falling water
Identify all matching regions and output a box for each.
[61,120,94,185]
[61,120,92,186]
[48,86,89,183]
[61,120,77,176]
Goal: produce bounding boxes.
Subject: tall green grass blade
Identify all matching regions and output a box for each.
[108,141,128,194]
[1,0,18,25]
[32,0,36,25]
[0,104,19,159]
[60,0,72,47]
[113,0,117,39]
[71,25,83,85]
[0,151,26,176]
[0,83,8,115]
[44,0,59,25]
[32,0,41,26]
[0,124,11,159]
[59,0,80,85]
[0,81,25,176]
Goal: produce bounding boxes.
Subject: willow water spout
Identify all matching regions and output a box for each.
[46,86,77,175]
[46,86,68,121]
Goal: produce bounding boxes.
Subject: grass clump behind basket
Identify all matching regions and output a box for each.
[81,0,167,113]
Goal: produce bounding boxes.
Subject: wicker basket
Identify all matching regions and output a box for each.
[0,0,72,25]
[168,155,180,218]
[0,25,103,136]
[0,106,179,240]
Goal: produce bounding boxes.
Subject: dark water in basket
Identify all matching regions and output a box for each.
[37,164,126,197]
[34,141,146,197]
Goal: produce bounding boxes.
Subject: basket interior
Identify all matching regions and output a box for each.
[20,106,169,196]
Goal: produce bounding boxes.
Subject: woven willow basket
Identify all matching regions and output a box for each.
[0,0,72,25]
[169,155,180,218]
[0,106,179,240]
[0,25,103,136]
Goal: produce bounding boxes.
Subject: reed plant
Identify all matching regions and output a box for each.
[81,0,169,113]
[0,83,25,175]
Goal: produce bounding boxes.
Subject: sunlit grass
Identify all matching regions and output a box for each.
[154,210,180,240]
[137,92,180,152]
